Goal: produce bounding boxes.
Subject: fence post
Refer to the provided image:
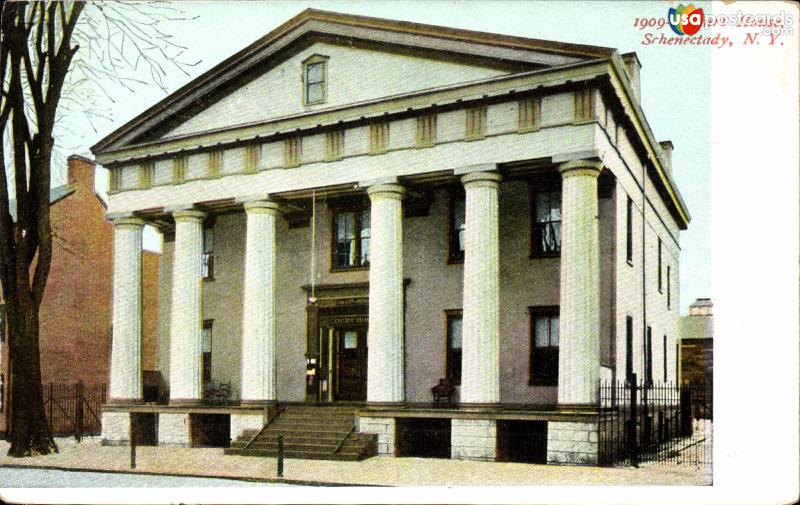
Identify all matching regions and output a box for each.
[628,373,639,467]
[48,383,54,432]
[680,383,693,437]
[75,381,84,442]
[130,415,137,469]
[277,434,284,477]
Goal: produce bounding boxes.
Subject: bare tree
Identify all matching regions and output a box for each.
[1,0,197,457]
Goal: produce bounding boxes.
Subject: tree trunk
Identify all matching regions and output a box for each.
[6,286,57,457]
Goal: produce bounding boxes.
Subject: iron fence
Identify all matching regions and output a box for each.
[44,381,106,439]
[599,375,712,467]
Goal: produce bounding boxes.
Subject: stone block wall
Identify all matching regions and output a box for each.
[158,412,190,446]
[358,416,395,456]
[230,413,264,440]
[546,421,599,465]
[101,411,130,445]
[451,419,496,461]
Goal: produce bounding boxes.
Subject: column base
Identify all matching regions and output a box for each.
[451,419,496,461]
[101,412,131,445]
[168,398,204,406]
[357,416,395,456]
[546,420,599,466]
[158,412,191,447]
[105,398,145,406]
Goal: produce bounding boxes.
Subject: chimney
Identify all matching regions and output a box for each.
[621,52,642,104]
[67,154,96,191]
[688,298,713,317]
[659,140,674,173]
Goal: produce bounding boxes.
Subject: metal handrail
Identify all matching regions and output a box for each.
[242,406,282,452]
[333,420,355,454]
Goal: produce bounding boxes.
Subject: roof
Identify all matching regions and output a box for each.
[90,9,689,228]
[9,185,75,221]
[91,9,613,153]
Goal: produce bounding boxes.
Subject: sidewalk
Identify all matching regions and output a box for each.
[0,437,711,487]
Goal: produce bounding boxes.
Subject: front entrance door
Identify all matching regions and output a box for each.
[333,325,367,401]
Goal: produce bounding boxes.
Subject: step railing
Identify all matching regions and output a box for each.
[241,405,284,452]
[333,420,356,454]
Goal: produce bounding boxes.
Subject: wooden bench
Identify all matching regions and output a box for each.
[431,378,456,407]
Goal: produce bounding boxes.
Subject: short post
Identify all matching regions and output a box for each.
[75,381,84,443]
[277,434,284,478]
[628,373,639,468]
[130,416,137,469]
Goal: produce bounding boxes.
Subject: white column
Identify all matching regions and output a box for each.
[366,183,406,404]
[169,209,206,403]
[557,160,602,406]
[240,200,280,403]
[460,171,501,405]
[109,217,144,402]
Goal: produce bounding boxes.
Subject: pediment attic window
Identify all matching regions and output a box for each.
[303,55,328,106]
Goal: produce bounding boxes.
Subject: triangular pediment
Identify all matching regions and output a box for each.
[93,9,613,153]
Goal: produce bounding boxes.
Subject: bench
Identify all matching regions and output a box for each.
[431,378,456,407]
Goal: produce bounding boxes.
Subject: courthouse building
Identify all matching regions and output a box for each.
[92,10,689,465]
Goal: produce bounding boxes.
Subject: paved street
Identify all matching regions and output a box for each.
[1,466,274,487]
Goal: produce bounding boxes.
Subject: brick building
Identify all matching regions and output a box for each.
[679,298,713,385]
[0,155,160,436]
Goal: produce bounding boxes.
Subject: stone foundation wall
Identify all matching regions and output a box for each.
[101,412,130,445]
[546,421,599,465]
[230,413,264,440]
[358,416,395,456]
[158,412,190,446]
[451,419,496,461]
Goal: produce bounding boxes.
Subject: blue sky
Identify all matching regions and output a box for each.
[67,1,711,314]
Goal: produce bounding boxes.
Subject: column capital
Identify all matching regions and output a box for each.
[366,183,406,201]
[558,160,603,179]
[172,209,206,222]
[110,216,146,229]
[461,170,502,190]
[244,200,280,215]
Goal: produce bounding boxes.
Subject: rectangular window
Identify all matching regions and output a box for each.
[333,209,370,269]
[369,122,389,154]
[448,192,466,263]
[465,106,486,140]
[202,227,214,280]
[658,238,663,292]
[202,320,213,389]
[645,326,653,385]
[530,307,559,386]
[244,145,261,173]
[303,58,326,105]
[518,97,540,132]
[531,188,562,257]
[667,265,672,310]
[173,156,187,183]
[325,130,344,161]
[110,168,122,192]
[283,137,302,167]
[445,310,463,385]
[626,196,633,264]
[574,88,594,122]
[208,150,222,178]
[139,162,154,189]
[416,113,436,147]
[663,334,668,383]
[625,316,633,381]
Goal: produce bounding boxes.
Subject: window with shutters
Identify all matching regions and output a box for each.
[529,306,559,386]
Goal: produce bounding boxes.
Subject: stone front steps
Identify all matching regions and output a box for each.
[225,405,376,461]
